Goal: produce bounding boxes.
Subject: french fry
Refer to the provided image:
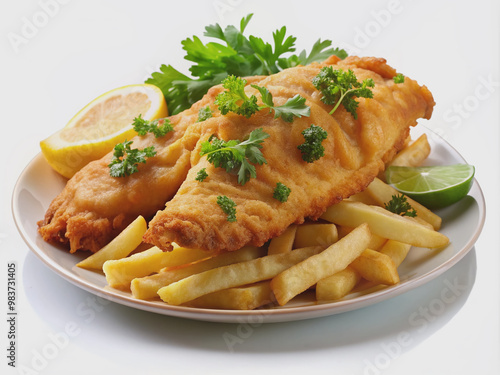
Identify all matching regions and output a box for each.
[76,215,146,270]
[186,281,274,310]
[271,223,371,306]
[160,243,219,269]
[293,223,338,248]
[349,249,399,285]
[316,267,361,301]
[268,225,297,255]
[321,201,449,249]
[316,240,411,301]
[387,134,431,168]
[379,240,412,267]
[157,246,324,306]
[337,225,387,250]
[364,177,442,230]
[103,247,169,290]
[131,246,265,300]
[346,190,379,205]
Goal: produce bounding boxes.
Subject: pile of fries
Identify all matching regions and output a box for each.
[76,134,449,310]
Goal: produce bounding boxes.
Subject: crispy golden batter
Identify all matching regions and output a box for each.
[37,101,206,253]
[143,56,435,252]
[38,56,434,254]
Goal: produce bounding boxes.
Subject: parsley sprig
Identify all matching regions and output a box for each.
[393,73,405,83]
[195,168,208,182]
[108,140,156,177]
[217,195,237,222]
[297,124,328,163]
[384,194,417,217]
[197,106,213,122]
[132,115,173,138]
[146,14,347,115]
[200,128,269,185]
[312,67,374,119]
[273,182,291,203]
[215,76,310,122]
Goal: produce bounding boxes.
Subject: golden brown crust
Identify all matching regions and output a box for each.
[38,97,207,253]
[143,56,435,252]
[38,55,435,254]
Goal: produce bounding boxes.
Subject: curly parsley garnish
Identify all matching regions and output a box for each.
[195,168,208,182]
[132,115,173,138]
[215,76,310,122]
[297,124,328,163]
[197,106,213,122]
[108,140,156,177]
[384,194,417,217]
[217,195,237,222]
[273,182,291,203]
[393,73,405,84]
[312,67,374,119]
[146,14,347,115]
[200,128,270,185]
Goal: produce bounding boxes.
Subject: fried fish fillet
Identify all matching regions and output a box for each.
[37,104,202,253]
[143,56,434,252]
[38,56,434,254]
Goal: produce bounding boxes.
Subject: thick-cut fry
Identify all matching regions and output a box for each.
[76,215,147,270]
[346,190,379,205]
[157,246,323,305]
[337,225,387,250]
[350,249,400,285]
[293,223,338,248]
[103,247,170,289]
[271,224,371,306]
[186,281,274,310]
[321,201,449,249]
[379,240,412,267]
[365,177,442,230]
[131,246,265,300]
[316,266,361,301]
[267,225,297,255]
[387,134,431,168]
[160,244,220,269]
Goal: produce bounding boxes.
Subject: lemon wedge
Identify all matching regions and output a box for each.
[40,84,168,178]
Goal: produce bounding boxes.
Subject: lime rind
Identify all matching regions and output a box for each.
[385,164,475,209]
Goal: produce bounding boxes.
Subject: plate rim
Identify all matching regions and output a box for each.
[11,127,486,323]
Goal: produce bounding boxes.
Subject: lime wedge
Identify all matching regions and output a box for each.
[385,164,475,209]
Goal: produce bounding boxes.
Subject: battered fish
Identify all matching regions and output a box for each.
[37,103,202,253]
[143,56,434,252]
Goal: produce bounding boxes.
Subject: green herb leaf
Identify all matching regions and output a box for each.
[297,124,328,163]
[278,39,347,69]
[273,182,291,203]
[217,195,237,222]
[200,128,270,185]
[215,76,259,118]
[312,67,374,119]
[271,94,311,122]
[146,14,346,115]
[108,140,156,177]
[250,84,309,122]
[393,73,405,84]
[197,106,213,122]
[132,115,173,138]
[384,194,417,217]
[215,76,310,122]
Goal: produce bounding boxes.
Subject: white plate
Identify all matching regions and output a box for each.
[12,127,485,323]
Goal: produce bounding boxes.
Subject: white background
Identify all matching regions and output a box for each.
[1,0,499,374]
